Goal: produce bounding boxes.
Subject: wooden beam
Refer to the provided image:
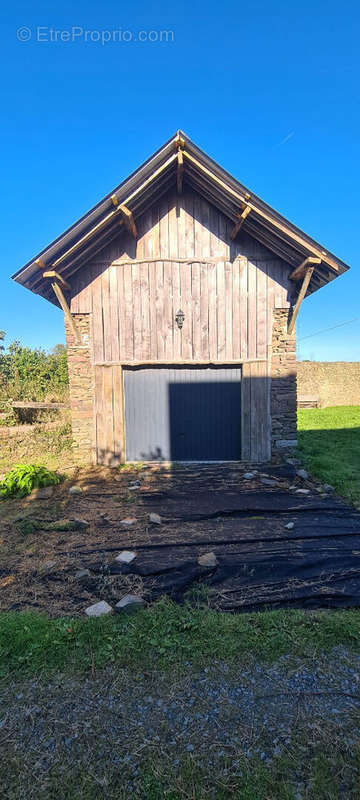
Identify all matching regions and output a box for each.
[111,193,119,207]
[230,206,251,240]
[177,150,184,194]
[119,204,137,238]
[51,281,81,344]
[288,266,315,334]
[289,256,321,282]
[183,151,341,272]
[43,270,70,290]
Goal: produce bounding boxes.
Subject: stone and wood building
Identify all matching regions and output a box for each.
[12,132,349,464]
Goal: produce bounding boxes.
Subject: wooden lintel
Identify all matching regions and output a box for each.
[43,270,70,291]
[177,150,184,194]
[230,206,251,240]
[111,193,119,207]
[289,256,321,282]
[119,204,137,238]
[51,281,81,344]
[288,266,315,334]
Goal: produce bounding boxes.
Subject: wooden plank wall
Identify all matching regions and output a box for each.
[94,365,125,465]
[241,360,270,462]
[70,189,291,365]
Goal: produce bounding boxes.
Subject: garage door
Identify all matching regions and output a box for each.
[124,366,242,461]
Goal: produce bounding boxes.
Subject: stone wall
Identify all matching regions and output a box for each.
[271,309,297,451]
[65,314,94,463]
[297,361,360,407]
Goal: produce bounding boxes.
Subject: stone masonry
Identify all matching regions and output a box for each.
[65,314,94,463]
[271,309,297,451]
[297,361,360,407]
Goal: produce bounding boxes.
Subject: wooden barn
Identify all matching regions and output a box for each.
[12,132,349,465]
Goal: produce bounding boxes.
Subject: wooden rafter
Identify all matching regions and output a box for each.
[42,270,70,290]
[288,265,315,334]
[177,149,184,194]
[230,206,251,240]
[182,150,340,271]
[289,256,321,282]
[119,204,137,238]
[111,193,119,207]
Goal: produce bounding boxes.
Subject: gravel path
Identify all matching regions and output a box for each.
[1,646,360,797]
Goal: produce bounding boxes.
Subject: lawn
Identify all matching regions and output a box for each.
[1,406,360,798]
[2,602,360,799]
[297,405,360,506]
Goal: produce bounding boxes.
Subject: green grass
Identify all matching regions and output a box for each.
[297,405,360,505]
[1,599,360,680]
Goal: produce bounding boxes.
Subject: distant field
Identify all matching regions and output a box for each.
[297,406,360,506]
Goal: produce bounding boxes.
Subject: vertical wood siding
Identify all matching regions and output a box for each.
[70,190,291,365]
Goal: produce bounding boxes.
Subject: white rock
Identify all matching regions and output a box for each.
[120,517,137,527]
[295,489,310,495]
[297,469,308,480]
[69,485,82,495]
[85,600,113,617]
[128,481,141,490]
[243,472,255,480]
[323,484,335,492]
[115,550,136,564]
[198,552,218,567]
[149,512,162,525]
[75,569,90,579]
[115,594,144,612]
[285,522,294,530]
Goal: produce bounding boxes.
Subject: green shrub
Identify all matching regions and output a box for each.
[0,463,61,499]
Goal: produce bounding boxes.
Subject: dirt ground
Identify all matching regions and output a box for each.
[2,460,360,617]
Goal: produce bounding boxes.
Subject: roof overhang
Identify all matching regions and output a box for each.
[12,130,350,304]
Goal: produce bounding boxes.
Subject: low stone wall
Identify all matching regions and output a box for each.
[65,314,94,462]
[271,309,297,450]
[297,362,360,407]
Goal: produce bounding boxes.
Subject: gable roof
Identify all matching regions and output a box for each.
[12,130,350,304]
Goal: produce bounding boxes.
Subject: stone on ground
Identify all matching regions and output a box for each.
[115,550,136,564]
[295,488,310,495]
[84,600,113,617]
[261,478,278,487]
[120,517,137,527]
[296,469,308,480]
[75,569,91,579]
[115,594,144,612]
[198,552,218,567]
[69,485,82,495]
[242,472,255,480]
[323,484,335,492]
[284,522,294,530]
[149,512,162,525]
[128,481,141,490]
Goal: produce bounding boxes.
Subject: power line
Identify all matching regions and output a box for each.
[298,318,359,342]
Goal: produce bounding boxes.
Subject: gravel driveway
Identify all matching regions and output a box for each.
[1,646,360,798]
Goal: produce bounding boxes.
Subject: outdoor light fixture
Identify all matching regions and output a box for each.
[175,309,185,329]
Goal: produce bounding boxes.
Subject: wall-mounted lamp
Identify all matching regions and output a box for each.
[175,309,185,330]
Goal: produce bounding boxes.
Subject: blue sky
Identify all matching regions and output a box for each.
[1,0,359,360]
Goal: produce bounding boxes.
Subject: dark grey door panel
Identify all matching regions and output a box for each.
[124,366,241,461]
